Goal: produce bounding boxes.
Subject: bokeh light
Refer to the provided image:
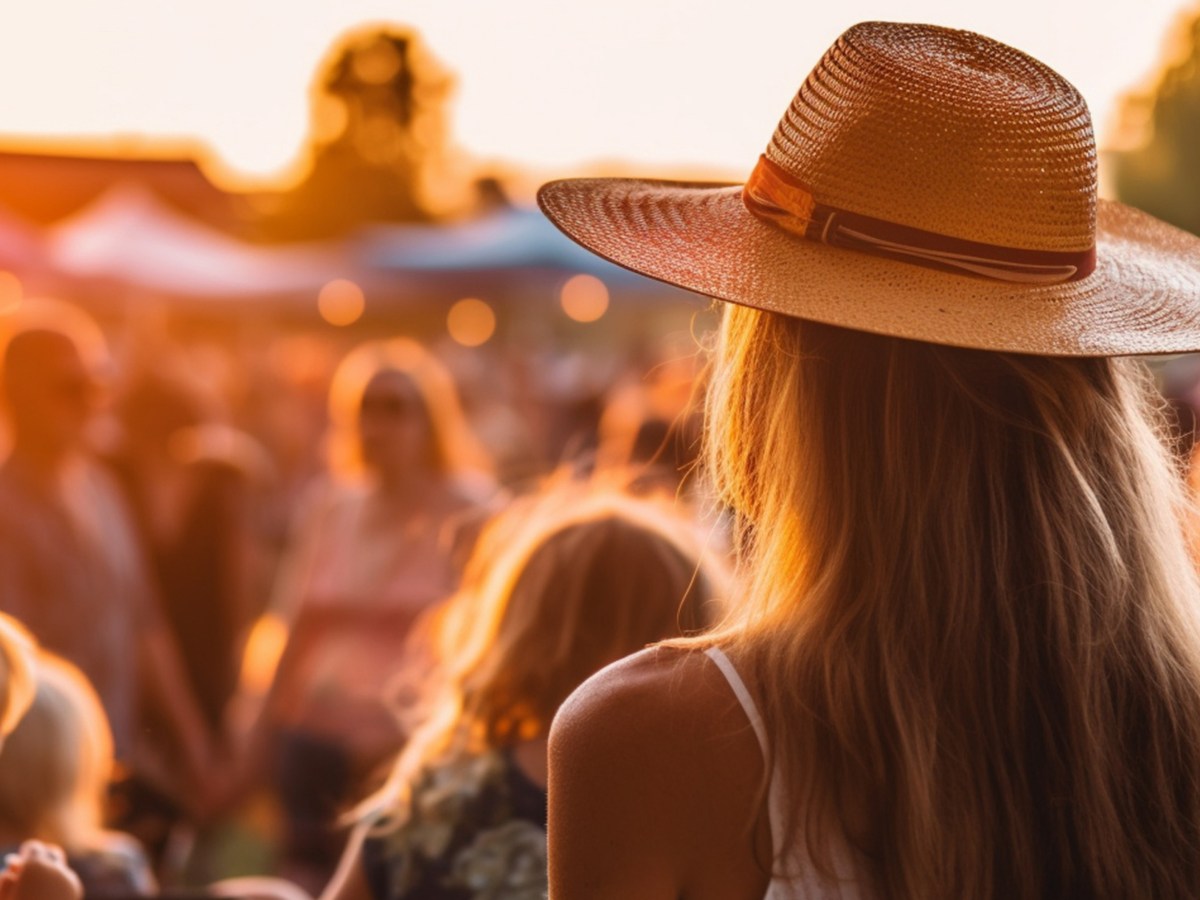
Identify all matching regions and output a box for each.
[447,298,496,347]
[0,272,21,314]
[318,278,365,326]
[560,274,610,323]
[240,613,289,696]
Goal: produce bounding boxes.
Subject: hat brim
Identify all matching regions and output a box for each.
[538,178,1200,357]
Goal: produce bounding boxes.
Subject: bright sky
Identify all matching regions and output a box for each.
[0,0,1192,188]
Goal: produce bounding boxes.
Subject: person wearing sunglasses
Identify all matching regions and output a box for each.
[242,338,497,892]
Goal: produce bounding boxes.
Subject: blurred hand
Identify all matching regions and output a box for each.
[0,841,83,900]
[189,753,243,824]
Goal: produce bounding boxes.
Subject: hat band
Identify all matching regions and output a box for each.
[742,156,1096,285]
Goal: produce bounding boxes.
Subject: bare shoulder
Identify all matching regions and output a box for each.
[550,644,764,817]
[553,645,741,748]
[548,646,769,900]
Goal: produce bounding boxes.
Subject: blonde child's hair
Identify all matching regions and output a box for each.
[0,653,113,848]
[0,614,35,739]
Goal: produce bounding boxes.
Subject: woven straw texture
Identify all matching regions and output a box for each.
[538,22,1200,357]
[769,22,1095,251]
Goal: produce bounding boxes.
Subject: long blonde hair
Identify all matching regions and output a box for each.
[363,481,722,824]
[702,307,1200,899]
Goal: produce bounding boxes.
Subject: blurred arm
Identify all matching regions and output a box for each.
[138,619,219,801]
[0,842,82,900]
[219,484,335,805]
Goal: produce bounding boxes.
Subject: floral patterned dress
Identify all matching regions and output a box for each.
[361,749,548,900]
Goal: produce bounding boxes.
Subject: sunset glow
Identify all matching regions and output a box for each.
[0,0,1190,189]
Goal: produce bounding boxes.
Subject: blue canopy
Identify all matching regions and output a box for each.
[356,205,657,288]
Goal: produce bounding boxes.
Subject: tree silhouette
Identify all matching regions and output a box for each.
[271,26,457,239]
[1110,11,1200,236]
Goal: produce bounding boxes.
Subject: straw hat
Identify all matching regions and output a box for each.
[537,21,1200,357]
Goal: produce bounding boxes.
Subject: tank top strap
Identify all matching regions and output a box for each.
[704,646,770,759]
[705,647,792,890]
[704,646,865,899]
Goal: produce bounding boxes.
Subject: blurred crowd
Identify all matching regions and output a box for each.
[6,295,1200,900]
[0,297,718,898]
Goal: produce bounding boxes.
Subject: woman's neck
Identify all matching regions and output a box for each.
[373,467,435,501]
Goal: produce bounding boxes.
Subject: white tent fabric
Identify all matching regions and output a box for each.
[46,183,342,298]
[0,204,44,271]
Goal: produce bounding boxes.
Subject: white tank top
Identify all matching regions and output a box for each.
[705,647,868,900]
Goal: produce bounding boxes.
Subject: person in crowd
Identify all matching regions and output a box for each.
[250,337,496,889]
[538,21,1200,900]
[0,613,81,900]
[0,304,218,822]
[106,362,262,741]
[0,652,157,897]
[103,359,271,872]
[312,482,721,900]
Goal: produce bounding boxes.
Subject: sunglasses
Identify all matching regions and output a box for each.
[360,393,418,419]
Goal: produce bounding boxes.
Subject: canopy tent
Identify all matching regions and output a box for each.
[45,183,345,300]
[0,203,45,272]
[355,205,678,292]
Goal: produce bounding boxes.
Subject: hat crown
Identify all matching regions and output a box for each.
[766,22,1097,253]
